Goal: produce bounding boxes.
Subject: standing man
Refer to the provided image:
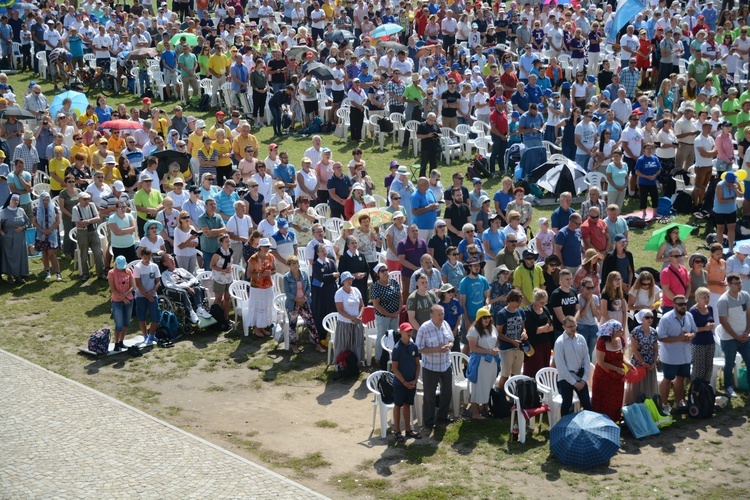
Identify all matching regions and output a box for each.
[415,305,455,430]
[132,173,163,238]
[72,192,105,281]
[555,213,584,273]
[440,79,460,130]
[657,295,697,415]
[178,43,200,106]
[660,248,691,314]
[443,187,471,246]
[518,103,544,149]
[458,257,490,354]
[554,316,593,417]
[495,289,528,391]
[580,207,609,253]
[549,269,579,338]
[160,41,180,101]
[620,113,644,197]
[416,113,441,177]
[574,110,598,168]
[693,121,717,210]
[716,273,750,398]
[208,43,229,110]
[327,162,352,219]
[411,177,440,241]
[198,198,225,271]
[347,78,367,143]
[551,192,575,231]
[674,107,698,173]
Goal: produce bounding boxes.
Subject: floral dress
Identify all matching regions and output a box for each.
[623,325,660,405]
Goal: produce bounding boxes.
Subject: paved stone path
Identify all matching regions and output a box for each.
[0,349,326,499]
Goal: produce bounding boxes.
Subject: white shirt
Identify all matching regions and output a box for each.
[252,172,274,200]
[139,169,161,187]
[694,133,716,167]
[610,98,633,125]
[226,214,253,239]
[674,116,698,145]
[335,286,362,323]
[620,34,640,61]
[620,124,643,159]
[166,190,189,209]
[304,146,322,169]
[391,58,413,76]
[92,34,111,58]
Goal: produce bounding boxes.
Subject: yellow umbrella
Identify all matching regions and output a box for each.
[351,208,393,227]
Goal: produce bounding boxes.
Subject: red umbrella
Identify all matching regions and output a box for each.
[100,119,143,131]
[623,365,647,384]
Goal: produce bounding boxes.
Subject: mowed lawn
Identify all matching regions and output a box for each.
[3,69,749,499]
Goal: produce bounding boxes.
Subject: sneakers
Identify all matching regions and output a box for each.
[113,342,122,352]
[196,306,211,319]
[726,386,737,398]
[144,334,156,345]
[56,273,62,282]
[661,404,671,416]
[675,400,687,409]
[45,271,51,280]
[189,310,200,324]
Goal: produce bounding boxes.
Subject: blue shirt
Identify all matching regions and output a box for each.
[525,84,543,105]
[68,34,84,57]
[495,306,527,350]
[555,226,583,267]
[7,170,31,205]
[458,274,490,320]
[214,189,240,217]
[713,180,737,214]
[327,174,352,211]
[274,163,296,192]
[511,90,530,112]
[457,236,484,261]
[519,111,544,145]
[441,260,465,289]
[482,227,506,257]
[635,155,661,186]
[551,205,575,231]
[657,309,697,365]
[597,121,622,142]
[493,189,513,211]
[95,105,112,124]
[410,189,437,230]
[440,298,464,328]
[160,50,177,70]
[230,62,248,92]
[390,177,414,224]
[391,339,420,386]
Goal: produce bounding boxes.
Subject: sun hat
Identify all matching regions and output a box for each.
[144,220,163,233]
[105,155,116,164]
[140,173,153,182]
[115,255,127,270]
[341,221,355,230]
[439,283,455,293]
[396,165,409,175]
[352,182,364,191]
[392,210,405,220]
[277,200,291,212]
[736,243,750,255]
[195,119,206,128]
[522,248,539,260]
[581,248,601,266]
[258,238,272,247]
[492,264,511,281]
[340,271,354,282]
[475,308,491,320]
[23,131,34,140]
[373,263,387,274]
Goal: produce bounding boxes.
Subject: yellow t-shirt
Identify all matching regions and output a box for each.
[212,140,232,168]
[231,134,259,159]
[78,112,99,129]
[188,131,204,158]
[153,117,169,138]
[48,157,71,191]
[207,124,232,140]
[107,137,125,160]
[207,53,229,77]
[70,143,92,167]
[92,149,114,172]
[101,165,122,185]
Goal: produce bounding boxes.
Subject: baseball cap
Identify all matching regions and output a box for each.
[113,180,125,191]
[115,255,127,270]
[399,322,414,333]
[142,97,151,104]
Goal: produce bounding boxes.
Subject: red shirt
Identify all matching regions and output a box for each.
[580,219,609,252]
[490,109,508,138]
[500,71,518,100]
[660,264,690,308]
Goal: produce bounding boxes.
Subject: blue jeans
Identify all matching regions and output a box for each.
[375,314,399,361]
[203,250,215,271]
[135,296,160,322]
[269,104,283,135]
[577,324,599,359]
[575,153,591,169]
[112,300,134,331]
[720,338,750,389]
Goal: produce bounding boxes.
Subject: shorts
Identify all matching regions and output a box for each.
[393,383,416,407]
[694,166,712,189]
[713,210,737,225]
[662,362,691,381]
[135,296,160,322]
[500,349,524,378]
[303,100,318,114]
[164,69,179,86]
[332,90,345,104]
[213,281,230,294]
[111,300,133,331]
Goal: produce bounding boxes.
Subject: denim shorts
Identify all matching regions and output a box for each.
[135,296,160,322]
[111,300,133,331]
[662,362,691,381]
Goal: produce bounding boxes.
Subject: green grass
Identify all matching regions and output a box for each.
[314,419,338,429]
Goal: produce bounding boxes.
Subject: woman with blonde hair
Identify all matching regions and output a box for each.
[688,287,717,383]
[628,270,661,312]
[623,310,660,405]
[600,271,628,332]
[466,308,499,420]
[173,210,200,273]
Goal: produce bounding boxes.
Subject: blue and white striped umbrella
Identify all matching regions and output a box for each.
[550,411,620,469]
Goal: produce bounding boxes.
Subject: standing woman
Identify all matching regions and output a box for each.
[466,308,499,420]
[655,79,675,119]
[600,271,629,333]
[118,156,138,196]
[107,201,138,263]
[557,107,582,161]
[571,71,587,111]
[628,270,662,315]
[385,210,407,271]
[0,195,30,284]
[338,236,370,304]
[32,192,62,281]
[688,287,716,383]
[522,288,555,378]
[371,262,403,362]
[283,255,318,353]
[687,253,709,307]
[655,118,677,181]
[706,243,727,311]
[334,271,366,364]
[312,243,339,348]
[655,226,687,269]
[295,158,319,204]
[245,238,276,337]
[251,58,269,126]
[591,319,634,422]
[623,310,659,405]
[108,255,135,352]
[354,213,380,279]
[58,174,80,261]
[174,210,200,273]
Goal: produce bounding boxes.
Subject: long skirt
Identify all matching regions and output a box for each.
[333,321,365,365]
[522,341,552,379]
[623,367,659,406]
[245,286,274,328]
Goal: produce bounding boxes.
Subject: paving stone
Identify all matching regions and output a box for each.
[0,349,326,499]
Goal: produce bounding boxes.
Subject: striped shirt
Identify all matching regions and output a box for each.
[415,319,454,372]
[12,143,40,172]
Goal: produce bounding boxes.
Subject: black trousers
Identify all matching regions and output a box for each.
[639,184,659,210]
[558,379,592,416]
[420,147,438,177]
[422,367,452,427]
[252,90,266,118]
[350,106,364,142]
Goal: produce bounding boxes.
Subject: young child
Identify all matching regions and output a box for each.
[508,111,522,144]
[489,265,513,318]
[391,322,421,444]
[534,217,555,261]
[438,283,464,352]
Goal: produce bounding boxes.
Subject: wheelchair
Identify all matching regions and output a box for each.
[158,286,210,335]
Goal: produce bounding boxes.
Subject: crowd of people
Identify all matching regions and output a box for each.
[1,0,750,438]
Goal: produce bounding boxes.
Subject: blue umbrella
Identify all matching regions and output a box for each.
[49,91,89,120]
[550,411,620,469]
[371,23,403,38]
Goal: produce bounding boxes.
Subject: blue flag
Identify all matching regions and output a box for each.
[609,0,646,41]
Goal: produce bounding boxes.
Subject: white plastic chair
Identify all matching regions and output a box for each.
[389,112,405,147]
[32,183,50,198]
[335,107,350,141]
[455,124,476,160]
[405,120,420,157]
[471,121,490,138]
[36,51,47,80]
[387,270,401,284]
[231,264,245,282]
[323,312,338,365]
[324,217,344,241]
[272,272,284,295]
[34,170,50,186]
[362,306,377,367]
[449,352,470,417]
[440,136,463,164]
[366,370,395,438]
[130,67,141,95]
[11,42,22,69]
[228,281,249,335]
[297,247,309,273]
[272,293,291,350]
[221,82,234,110]
[199,78,213,97]
[373,194,387,208]
[314,203,331,223]
[195,271,214,305]
[67,227,91,272]
[504,374,551,444]
[380,334,394,372]
[584,171,607,194]
[368,114,388,151]
[84,53,97,69]
[474,137,491,157]
[535,367,580,428]
[150,70,166,100]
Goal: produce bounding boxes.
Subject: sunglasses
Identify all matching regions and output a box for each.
[643,316,654,320]
[674,302,687,306]
[180,216,190,219]
[585,286,595,290]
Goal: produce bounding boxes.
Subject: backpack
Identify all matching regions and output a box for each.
[621,403,660,438]
[0,137,10,162]
[688,378,715,418]
[157,311,181,341]
[672,191,693,214]
[515,378,542,410]
[209,303,229,330]
[625,216,648,229]
[336,350,360,378]
[88,328,111,355]
[197,93,211,112]
[142,87,155,100]
[377,372,394,404]
[489,387,513,418]
[376,116,393,133]
[656,196,674,217]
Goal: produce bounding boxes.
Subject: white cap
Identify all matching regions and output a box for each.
[196,119,206,128]
[113,180,125,191]
[105,155,116,164]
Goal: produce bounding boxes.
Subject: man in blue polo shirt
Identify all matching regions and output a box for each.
[214,179,240,221]
[555,213,584,274]
[270,218,298,274]
[550,191,575,231]
[525,74,543,105]
[458,257,490,355]
[481,213,505,279]
[511,81,530,114]
[411,177,440,241]
[274,151,297,201]
[518,103,544,148]
[327,162,352,219]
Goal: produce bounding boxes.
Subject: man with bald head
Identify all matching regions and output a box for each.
[411,177,441,241]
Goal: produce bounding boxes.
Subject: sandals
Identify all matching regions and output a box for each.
[394,431,405,443]
[405,430,422,440]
